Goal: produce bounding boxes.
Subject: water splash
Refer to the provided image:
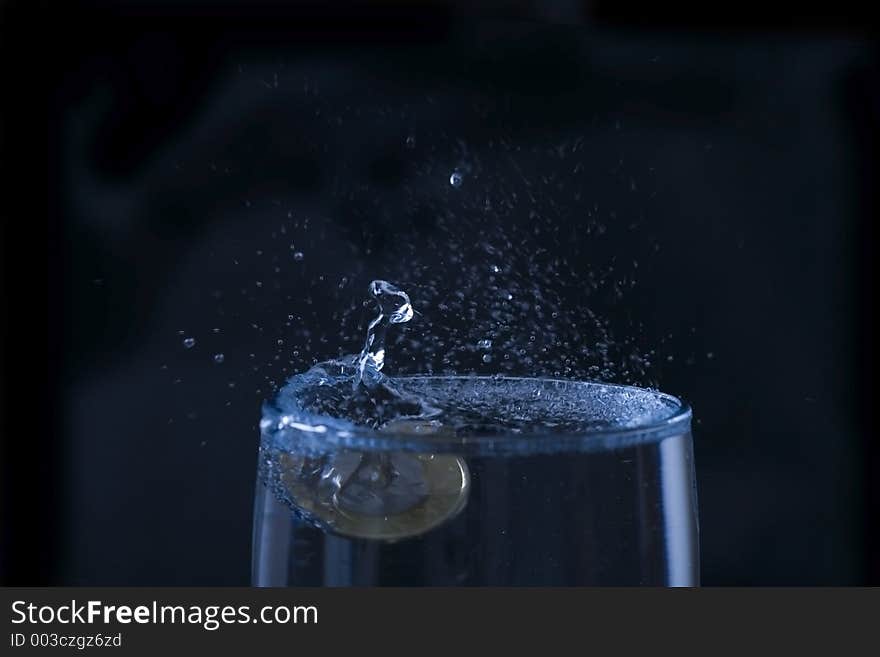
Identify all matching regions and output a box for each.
[354,280,414,388]
[177,131,657,398]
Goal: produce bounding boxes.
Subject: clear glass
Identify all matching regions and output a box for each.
[252,376,698,586]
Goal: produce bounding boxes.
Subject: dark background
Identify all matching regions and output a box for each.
[1,1,878,585]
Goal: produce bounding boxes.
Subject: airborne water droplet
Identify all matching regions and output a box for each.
[355,280,413,387]
[213,353,225,364]
[183,337,195,349]
[449,170,463,188]
[293,251,305,261]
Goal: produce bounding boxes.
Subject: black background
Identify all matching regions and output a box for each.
[1,1,878,585]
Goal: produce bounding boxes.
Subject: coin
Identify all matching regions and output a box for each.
[278,420,470,541]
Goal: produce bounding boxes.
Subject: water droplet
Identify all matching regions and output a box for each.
[482,354,492,364]
[355,280,413,387]
[293,251,305,261]
[477,339,493,350]
[183,337,196,349]
[449,170,463,188]
[213,353,225,364]
[490,265,501,274]
[405,134,416,148]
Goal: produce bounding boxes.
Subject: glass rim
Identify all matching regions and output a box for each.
[262,374,692,456]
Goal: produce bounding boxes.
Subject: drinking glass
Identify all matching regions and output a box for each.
[252,376,698,586]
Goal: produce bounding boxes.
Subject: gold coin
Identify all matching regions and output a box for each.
[278,420,469,541]
[381,418,457,438]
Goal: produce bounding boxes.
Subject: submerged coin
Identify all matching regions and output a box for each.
[380,418,456,437]
[278,420,469,541]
